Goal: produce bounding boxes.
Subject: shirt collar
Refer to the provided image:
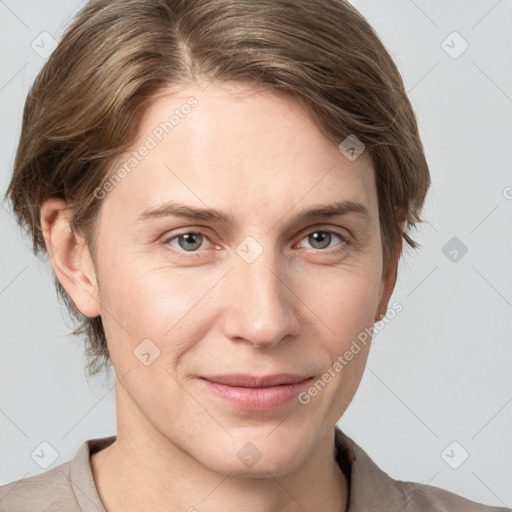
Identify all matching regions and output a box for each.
[334,426,412,511]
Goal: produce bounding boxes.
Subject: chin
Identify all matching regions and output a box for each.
[197,434,308,478]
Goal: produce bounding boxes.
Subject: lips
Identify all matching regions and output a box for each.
[200,373,314,411]
[200,373,311,388]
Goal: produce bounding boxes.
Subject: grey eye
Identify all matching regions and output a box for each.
[176,233,204,252]
[308,231,331,249]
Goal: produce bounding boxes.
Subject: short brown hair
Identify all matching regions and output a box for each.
[4,0,430,377]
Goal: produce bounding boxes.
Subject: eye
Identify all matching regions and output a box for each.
[161,228,350,257]
[297,229,349,253]
[163,232,211,253]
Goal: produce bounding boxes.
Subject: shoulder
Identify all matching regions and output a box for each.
[0,460,80,511]
[395,478,511,512]
[0,435,113,512]
[334,427,511,512]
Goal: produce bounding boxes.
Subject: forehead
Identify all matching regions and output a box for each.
[101,82,377,224]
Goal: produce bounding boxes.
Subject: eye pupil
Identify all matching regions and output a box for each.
[309,231,331,249]
[178,233,202,251]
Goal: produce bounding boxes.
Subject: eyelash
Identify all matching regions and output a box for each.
[161,228,350,258]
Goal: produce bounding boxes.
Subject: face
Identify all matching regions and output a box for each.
[82,82,395,476]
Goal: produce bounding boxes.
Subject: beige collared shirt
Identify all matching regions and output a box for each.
[0,427,509,511]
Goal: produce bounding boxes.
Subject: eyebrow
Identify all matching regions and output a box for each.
[136,199,370,225]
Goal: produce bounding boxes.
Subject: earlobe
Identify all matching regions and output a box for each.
[40,198,101,318]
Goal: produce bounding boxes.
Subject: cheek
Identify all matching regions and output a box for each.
[304,259,382,338]
[97,260,219,363]
[294,267,380,422]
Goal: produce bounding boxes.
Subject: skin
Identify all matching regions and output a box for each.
[41,81,399,512]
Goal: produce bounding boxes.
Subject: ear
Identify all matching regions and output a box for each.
[40,198,101,317]
[375,235,402,322]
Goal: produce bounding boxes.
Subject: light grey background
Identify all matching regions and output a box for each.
[1,0,511,507]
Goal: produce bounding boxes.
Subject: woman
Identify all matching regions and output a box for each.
[1,0,509,511]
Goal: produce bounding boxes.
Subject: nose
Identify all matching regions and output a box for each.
[219,246,301,349]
